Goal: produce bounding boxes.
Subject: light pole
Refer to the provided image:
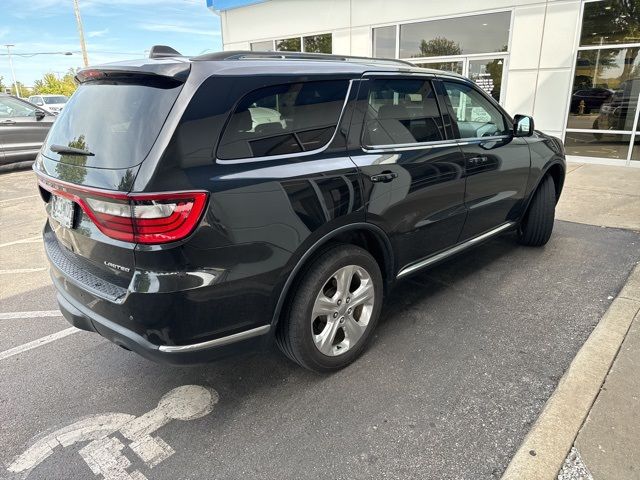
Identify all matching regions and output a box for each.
[4,44,21,97]
[72,0,89,67]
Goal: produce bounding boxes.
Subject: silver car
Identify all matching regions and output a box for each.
[0,94,55,170]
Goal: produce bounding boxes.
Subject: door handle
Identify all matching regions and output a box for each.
[467,156,488,165]
[0,120,16,126]
[370,171,398,183]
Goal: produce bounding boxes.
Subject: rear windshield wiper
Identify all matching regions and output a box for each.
[49,144,95,156]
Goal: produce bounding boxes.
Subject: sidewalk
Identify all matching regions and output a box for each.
[503,162,640,480]
[556,162,640,232]
[559,164,640,479]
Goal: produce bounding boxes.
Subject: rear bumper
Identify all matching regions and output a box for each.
[55,279,272,365]
[43,221,274,365]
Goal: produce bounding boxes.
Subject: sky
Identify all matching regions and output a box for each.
[0,0,223,87]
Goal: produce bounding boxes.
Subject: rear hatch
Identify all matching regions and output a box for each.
[35,60,190,300]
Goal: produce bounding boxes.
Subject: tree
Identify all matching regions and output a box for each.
[303,34,332,54]
[32,70,77,97]
[11,82,32,98]
[580,1,640,83]
[0,76,5,92]
[275,37,301,52]
[54,135,89,185]
[415,37,462,58]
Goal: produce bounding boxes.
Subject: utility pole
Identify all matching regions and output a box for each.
[4,44,21,97]
[72,0,89,67]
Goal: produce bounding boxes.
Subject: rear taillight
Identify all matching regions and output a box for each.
[38,176,208,244]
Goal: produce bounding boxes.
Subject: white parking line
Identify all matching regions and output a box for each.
[0,194,39,203]
[0,236,42,248]
[0,327,79,361]
[0,310,61,320]
[0,267,47,274]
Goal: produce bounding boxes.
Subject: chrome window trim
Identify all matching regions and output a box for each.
[362,141,464,153]
[158,325,271,353]
[215,80,354,165]
[397,222,516,278]
[362,135,511,154]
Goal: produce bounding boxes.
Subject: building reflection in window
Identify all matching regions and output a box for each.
[565,0,640,162]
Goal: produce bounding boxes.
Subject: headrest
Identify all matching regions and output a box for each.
[377,104,409,120]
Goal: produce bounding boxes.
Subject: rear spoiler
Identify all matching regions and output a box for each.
[75,58,190,85]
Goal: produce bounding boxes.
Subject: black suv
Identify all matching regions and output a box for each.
[35,50,565,372]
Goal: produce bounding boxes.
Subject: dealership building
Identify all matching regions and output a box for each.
[207,0,640,166]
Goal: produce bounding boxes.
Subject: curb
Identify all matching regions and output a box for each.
[501,263,640,480]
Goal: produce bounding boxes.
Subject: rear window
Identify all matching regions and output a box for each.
[217,80,349,160]
[44,81,182,169]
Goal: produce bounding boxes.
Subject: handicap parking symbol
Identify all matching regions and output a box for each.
[7,385,218,479]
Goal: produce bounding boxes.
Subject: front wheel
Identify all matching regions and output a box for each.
[276,244,383,372]
[517,175,556,247]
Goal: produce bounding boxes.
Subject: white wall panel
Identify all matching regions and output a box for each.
[504,70,538,115]
[332,29,352,55]
[508,5,545,71]
[539,1,581,69]
[350,26,371,56]
[532,69,573,132]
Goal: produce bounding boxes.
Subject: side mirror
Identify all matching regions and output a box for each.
[514,114,534,137]
[35,110,46,120]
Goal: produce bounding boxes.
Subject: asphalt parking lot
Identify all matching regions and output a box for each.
[1,170,639,480]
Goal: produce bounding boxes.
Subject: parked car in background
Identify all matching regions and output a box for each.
[28,94,69,115]
[569,87,613,114]
[36,50,565,372]
[593,78,640,132]
[0,93,55,171]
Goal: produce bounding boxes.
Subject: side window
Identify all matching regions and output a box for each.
[217,80,349,160]
[0,97,37,118]
[442,81,509,139]
[363,78,445,147]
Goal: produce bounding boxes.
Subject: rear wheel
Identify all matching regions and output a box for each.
[276,244,383,372]
[518,175,556,247]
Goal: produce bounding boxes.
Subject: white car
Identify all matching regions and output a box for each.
[28,95,68,115]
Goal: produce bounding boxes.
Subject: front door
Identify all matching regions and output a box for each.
[438,79,530,239]
[348,75,467,271]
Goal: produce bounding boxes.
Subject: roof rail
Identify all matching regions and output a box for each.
[149,45,183,59]
[191,50,415,67]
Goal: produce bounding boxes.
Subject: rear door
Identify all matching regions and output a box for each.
[0,96,52,166]
[349,74,467,271]
[438,79,530,239]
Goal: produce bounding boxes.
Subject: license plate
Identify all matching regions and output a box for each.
[50,194,75,229]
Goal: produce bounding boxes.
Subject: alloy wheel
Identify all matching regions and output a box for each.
[310,264,375,356]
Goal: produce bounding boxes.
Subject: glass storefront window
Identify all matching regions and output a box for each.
[468,58,504,102]
[276,37,301,52]
[303,34,332,54]
[580,0,640,47]
[567,48,640,130]
[415,61,463,75]
[632,137,640,161]
[373,25,396,58]
[251,40,274,51]
[564,132,632,159]
[399,12,510,58]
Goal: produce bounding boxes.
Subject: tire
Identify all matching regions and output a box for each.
[276,244,383,373]
[518,175,556,247]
